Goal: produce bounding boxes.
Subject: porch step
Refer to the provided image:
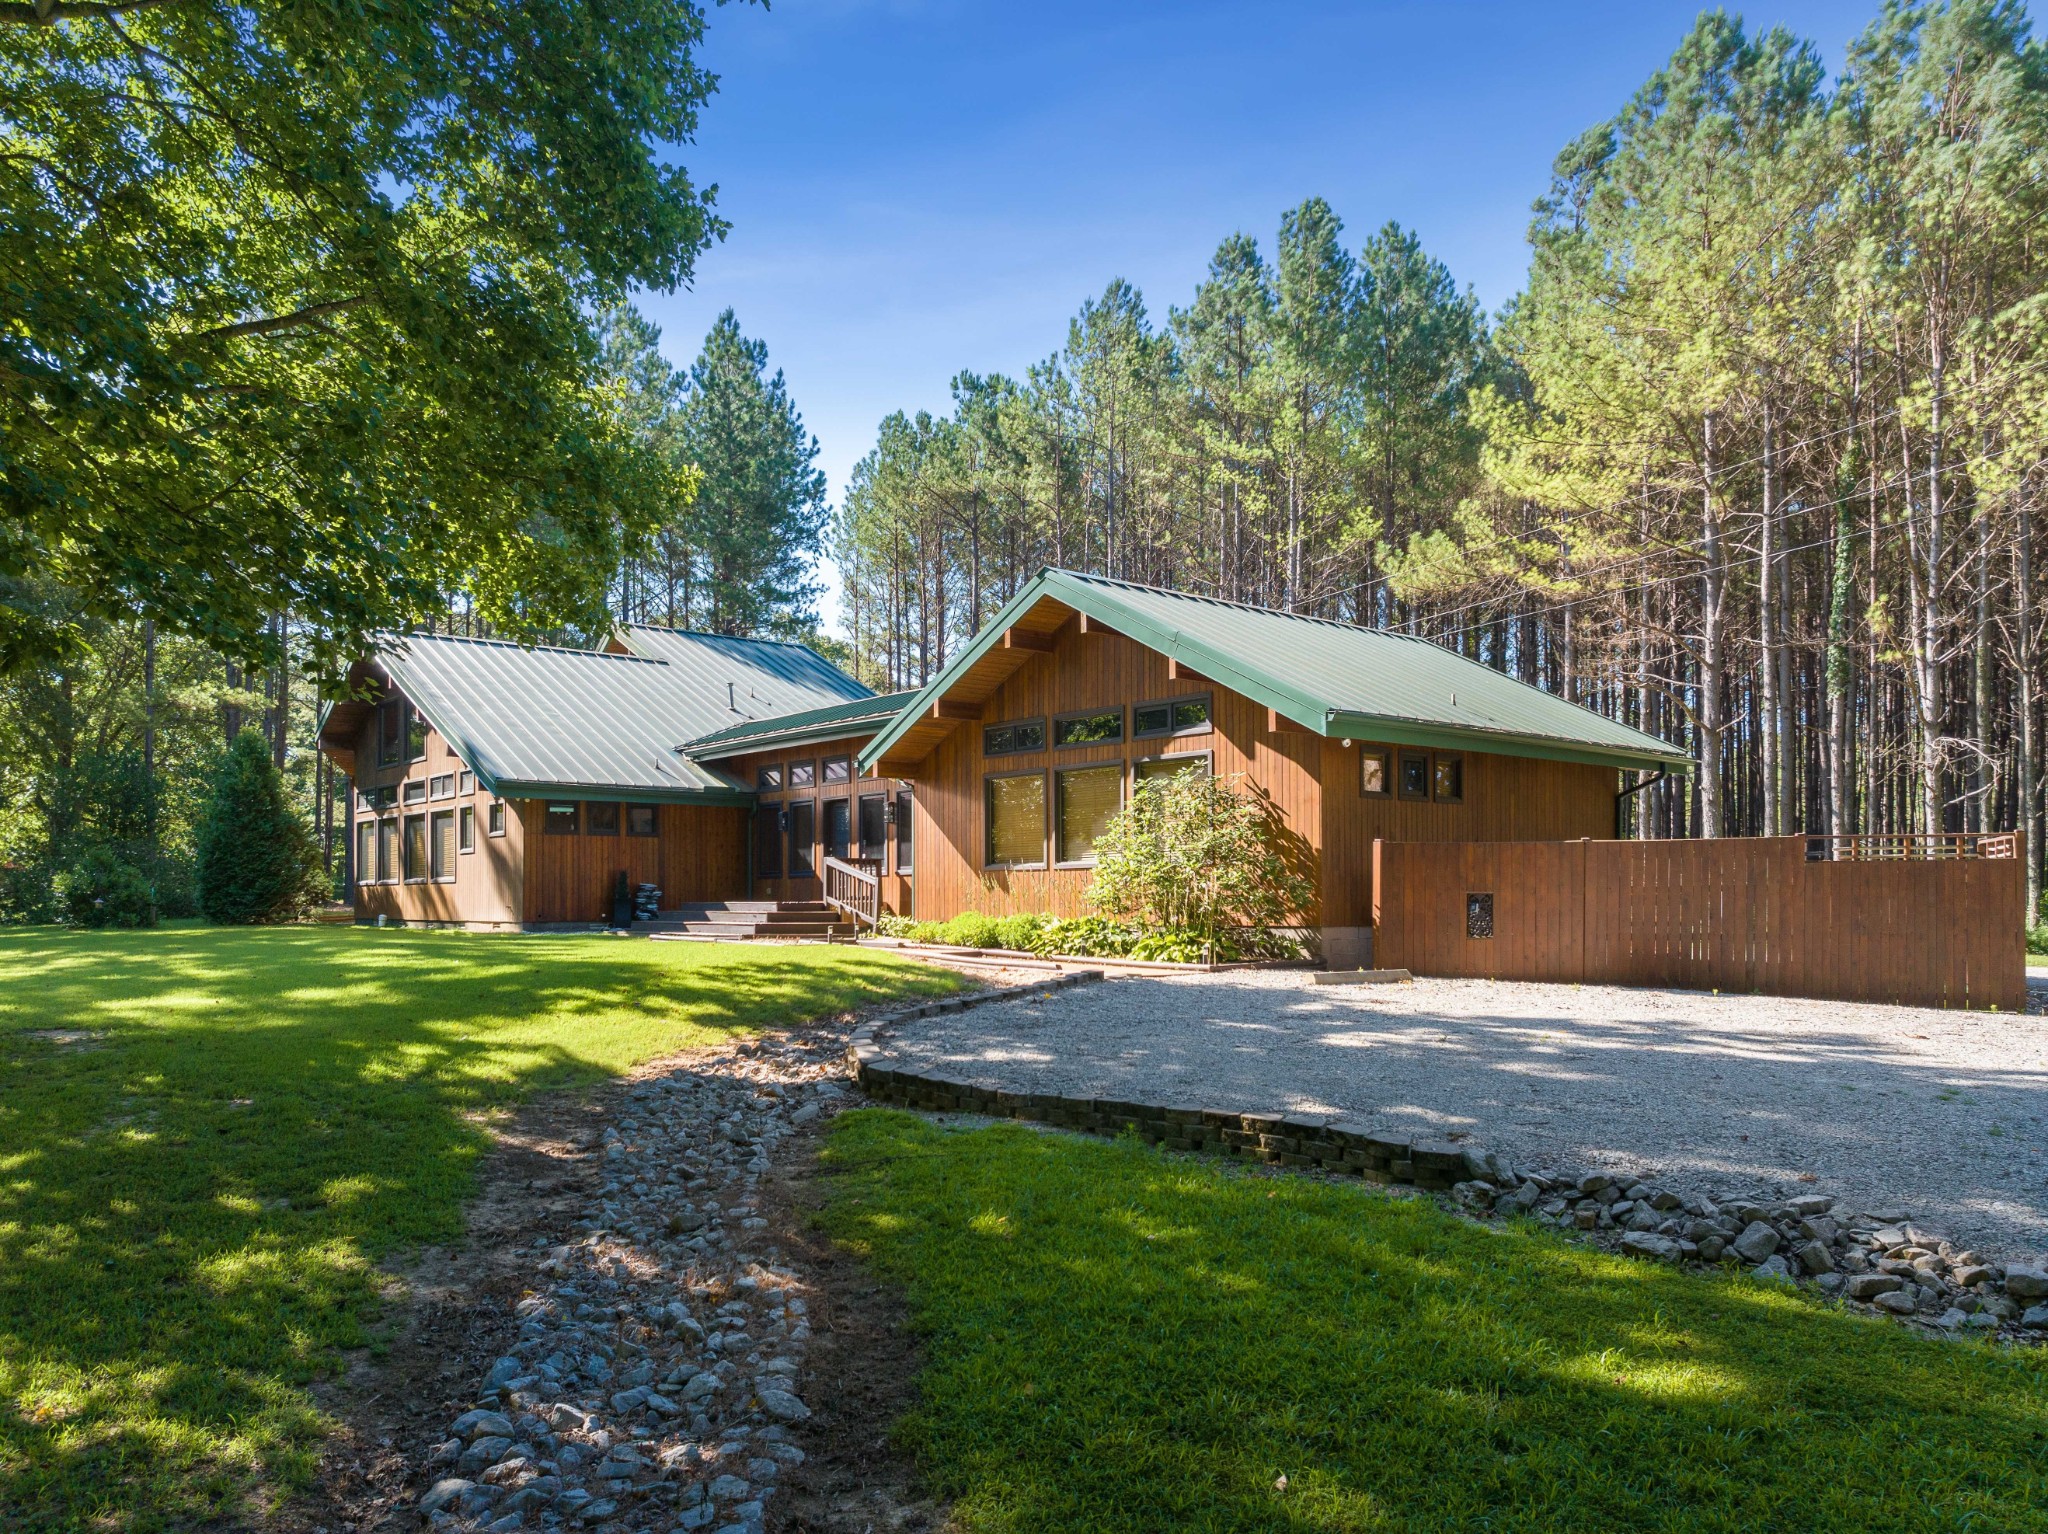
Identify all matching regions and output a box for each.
[643,899,856,940]
[647,921,857,939]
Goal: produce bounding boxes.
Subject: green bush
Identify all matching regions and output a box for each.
[993,912,1047,952]
[1030,916,1140,957]
[1128,929,1234,963]
[196,731,327,925]
[56,848,158,928]
[938,911,1000,949]
[0,859,58,924]
[876,914,921,939]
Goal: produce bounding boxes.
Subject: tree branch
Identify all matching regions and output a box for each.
[1,0,172,24]
[188,298,369,346]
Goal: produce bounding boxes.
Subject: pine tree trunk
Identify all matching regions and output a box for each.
[1698,412,1727,838]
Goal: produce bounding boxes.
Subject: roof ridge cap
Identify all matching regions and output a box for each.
[377,632,669,664]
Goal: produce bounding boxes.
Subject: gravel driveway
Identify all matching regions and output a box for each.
[876,970,2048,1262]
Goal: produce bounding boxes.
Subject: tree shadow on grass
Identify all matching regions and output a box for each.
[818,1111,2048,1534]
[0,925,956,1534]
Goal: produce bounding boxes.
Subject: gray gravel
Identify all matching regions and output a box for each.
[876,970,2048,1262]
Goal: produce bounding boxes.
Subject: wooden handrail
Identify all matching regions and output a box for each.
[821,855,882,928]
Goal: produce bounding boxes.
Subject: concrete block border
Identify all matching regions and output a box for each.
[845,976,1469,1191]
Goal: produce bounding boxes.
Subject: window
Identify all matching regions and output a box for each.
[587,801,620,836]
[787,800,816,878]
[894,789,913,874]
[788,760,816,789]
[1433,754,1464,803]
[627,804,659,837]
[459,805,476,853]
[378,700,403,765]
[824,797,851,861]
[544,801,580,835]
[376,817,399,881]
[359,784,398,811]
[858,793,886,860]
[429,774,454,800]
[983,718,1046,756]
[822,755,851,785]
[403,779,427,805]
[405,707,428,762]
[1054,708,1122,748]
[754,803,784,878]
[458,770,475,795]
[430,809,457,882]
[1360,747,1391,797]
[356,822,376,885]
[1398,750,1430,801]
[403,813,428,882]
[1134,751,1211,791]
[757,763,784,792]
[1055,763,1122,865]
[487,800,506,837]
[984,772,1045,867]
[1133,694,1211,739]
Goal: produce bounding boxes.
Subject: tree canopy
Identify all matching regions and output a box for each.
[1,0,728,676]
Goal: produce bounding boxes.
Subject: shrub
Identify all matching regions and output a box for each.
[876,914,921,939]
[993,912,1047,953]
[1088,768,1317,949]
[0,859,57,924]
[196,731,327,925]
[1030,916,1139,958]
[1129,929,1234,964]
[56,848,158,928]
[939,911,1000,949]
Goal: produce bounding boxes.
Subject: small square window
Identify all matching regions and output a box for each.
[544,801,580,835]
[459,804,476,853]
[1467,892,1494,939]
[1360,748,1390,797]
[1433,754,1463,803]
[788,760,816,789]
[487,800,506,837]
[429,773,454,800]
[757,764,784,792]
[587,801,620,835]
[459,769,475,795]
[627,804,659,837]
[403,779,427,805]
[823,755,852,785]
[1398,751,1430,801]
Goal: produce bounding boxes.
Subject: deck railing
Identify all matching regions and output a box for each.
[821,855,882,929]
[1804,831,2017,861]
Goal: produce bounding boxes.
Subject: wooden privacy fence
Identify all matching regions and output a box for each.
[1371,836,2024,1012]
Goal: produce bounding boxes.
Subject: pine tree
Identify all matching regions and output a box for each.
[196,730,325,925]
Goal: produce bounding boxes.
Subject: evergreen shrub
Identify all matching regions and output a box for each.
[196,731,326,924]
[56,848,158,928]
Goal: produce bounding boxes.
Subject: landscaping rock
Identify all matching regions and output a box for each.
[418,1478,475,1516]
[2022,1304,2048,1331]
[1621,1231,1683,1263]
[1874,1290,1920,1315]
[1846,1273,1902,1301]
[2003,1265,2048,1301]
[1732,1221,1781,1263]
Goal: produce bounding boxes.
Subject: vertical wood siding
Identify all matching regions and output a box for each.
[905,624,1324,921]
[1374,837,2025,1011]
[1318,739,1617,927]
[519,801,748,924]
[721,735,912,915]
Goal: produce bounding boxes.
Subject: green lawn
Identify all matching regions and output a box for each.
[819,1111,2048,1534]
[0,926,959,1533]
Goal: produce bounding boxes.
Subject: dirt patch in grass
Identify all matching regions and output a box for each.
[760,1123,953,1534]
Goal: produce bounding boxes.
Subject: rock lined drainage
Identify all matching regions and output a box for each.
[849,1003,2048,1346]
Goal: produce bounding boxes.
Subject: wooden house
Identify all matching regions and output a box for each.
[319,570,1682,957]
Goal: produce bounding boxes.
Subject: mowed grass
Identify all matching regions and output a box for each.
[0,926,959,1533]
[818,1111,2048,1534]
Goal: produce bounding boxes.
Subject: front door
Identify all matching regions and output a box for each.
[824,798,852,862]
[787,799,816,879]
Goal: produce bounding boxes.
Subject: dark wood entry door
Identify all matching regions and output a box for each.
[786,799,816,878]
[823,797,851,861]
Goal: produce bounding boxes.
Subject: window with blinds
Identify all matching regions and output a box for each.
[377,818,399,881]
[1056,764,1122,864]
[357,822,376,884]
[430,810,457,881]
[403,814,428,881]
[1134,752,1211,791]
[984,773,1045,867]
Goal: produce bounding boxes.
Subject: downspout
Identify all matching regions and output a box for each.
[1615,769,1668,840]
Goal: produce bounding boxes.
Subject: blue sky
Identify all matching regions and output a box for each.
[638,0,1899,630]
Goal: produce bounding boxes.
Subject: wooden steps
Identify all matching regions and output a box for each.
[644,900,857,940]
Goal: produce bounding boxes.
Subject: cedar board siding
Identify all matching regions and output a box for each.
[1317,739,1617,930]
[724,734,912,915]
[905,624,1324,922]
[519,801,748,925]
[346,694,523,929]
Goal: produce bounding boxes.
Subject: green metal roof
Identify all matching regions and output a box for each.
[686,691,919,759]
[859,568,1690,774]
[613,624,873,728]
[368,634,763,804]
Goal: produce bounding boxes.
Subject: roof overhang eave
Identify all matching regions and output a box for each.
[486,779,757,807]
[1324,711,1691,772]
[686,718,893,760]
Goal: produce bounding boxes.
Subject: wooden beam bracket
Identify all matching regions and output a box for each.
[1003,627,1056,652]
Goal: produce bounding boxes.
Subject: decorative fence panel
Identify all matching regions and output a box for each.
[1371,836,2024,1012]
